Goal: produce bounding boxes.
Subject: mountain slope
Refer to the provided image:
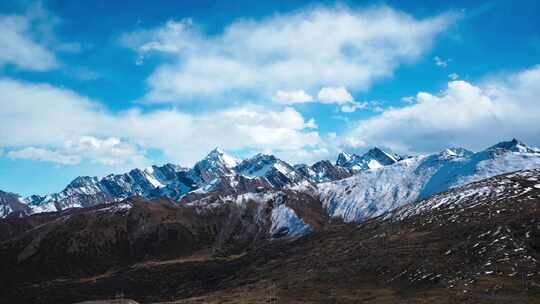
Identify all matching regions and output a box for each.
[320,139,540,222]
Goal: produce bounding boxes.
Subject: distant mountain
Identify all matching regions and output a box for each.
[234,153,305,188]
[319,139,540,222]
[0,149,351,218]
[2,138,539,220]
[336,147,404,172]
[295,160,351,183]
[22,164,194,214]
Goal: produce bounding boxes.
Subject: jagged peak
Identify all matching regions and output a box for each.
[67,176,99,187]
[199,147,238,169]
[250,153,278,161]
[487,138,539,153]
[209,146,225,155]
[364,147,393,158]
[438,147,473,159]
[361,147,399,164]
[336,151,356,166]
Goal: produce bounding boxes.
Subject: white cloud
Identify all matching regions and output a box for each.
[0,2,83,72]
[448,73,459,80]
[401,96,416,104]
[0,14,57,71]
[305,118,318,129]
[317,86,354,104]
[121,6,456,102]
[340,101,368,113]
[0,78,320,166]
[272,90,313,104]
[7,147,80,165]
[7,136,147,166]
[316,86,373,113]
[345,65,540,153]
[434,56,448,68]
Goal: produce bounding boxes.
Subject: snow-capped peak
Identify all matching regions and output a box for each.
[235,153,282,178]
[66,176,100,188]
[335,147,401,172]
[204,147,239,168]
[438,147,473,160]
[336,152,354,166]
[487,138,540,153]
[363,147,399,164]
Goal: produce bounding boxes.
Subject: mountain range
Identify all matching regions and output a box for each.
[2,139,540,226]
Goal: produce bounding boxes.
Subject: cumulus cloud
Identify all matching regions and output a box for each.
[344,65,540,153]
[272,90,313,104]
[0,78,320,166]
[316,86,373,113]
[317,86,353,104]
[121,6,456,102]
[7,136,147,166]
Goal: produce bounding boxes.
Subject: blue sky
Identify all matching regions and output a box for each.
[0,0,539,196]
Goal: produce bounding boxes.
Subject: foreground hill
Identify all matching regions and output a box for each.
[0,169,538,303]
[0,189,325,284]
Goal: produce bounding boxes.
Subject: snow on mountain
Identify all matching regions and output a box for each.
[192,148,238,183]
[3,149,317,217]
[336,152,354,167]
[294,160,351,183]
[270,203,312,238]
[336,147,403,172]
[0,190,30,218]
[4,138,539,220]
[188,190,315,239]
[22,163,193,215]
[234,153,306,188]
[320,156,435,222]
[319,139,540,222]
[388,168,540,222]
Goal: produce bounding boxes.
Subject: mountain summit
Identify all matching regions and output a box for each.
[335,147,402,172]
[487,138,540,153]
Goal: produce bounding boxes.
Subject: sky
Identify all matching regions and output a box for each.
[0,0,539,196]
